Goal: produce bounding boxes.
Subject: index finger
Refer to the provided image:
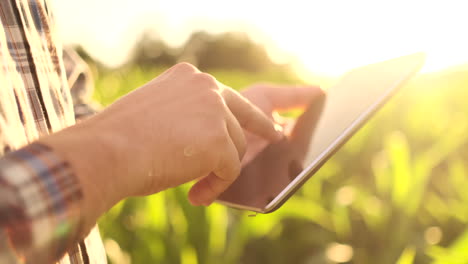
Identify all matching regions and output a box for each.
[263,85,324,111]
[220,83,283,142]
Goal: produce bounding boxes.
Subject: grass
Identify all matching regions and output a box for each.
[95,65,468,264]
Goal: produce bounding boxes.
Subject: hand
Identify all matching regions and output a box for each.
[240,84,324,166]
[40,63,282,235]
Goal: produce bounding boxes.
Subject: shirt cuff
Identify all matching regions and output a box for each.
[0,143,83,262]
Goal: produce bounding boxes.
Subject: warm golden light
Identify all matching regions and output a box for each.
[53,0,468,75]
[335,186,356,206]
[425,226,443,245]
[326,243,354,263]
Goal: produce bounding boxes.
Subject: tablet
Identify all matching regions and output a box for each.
[216,53,426,213]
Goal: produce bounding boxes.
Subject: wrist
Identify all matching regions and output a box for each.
[38,121,123,233]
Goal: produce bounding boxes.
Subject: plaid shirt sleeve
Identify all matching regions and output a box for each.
[0,143,83,263]
[63,47,101,120]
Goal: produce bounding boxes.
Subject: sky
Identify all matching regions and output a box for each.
[51,0,468,76]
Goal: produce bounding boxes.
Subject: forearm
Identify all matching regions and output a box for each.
[0,108,136,263]
[38,120,125,237]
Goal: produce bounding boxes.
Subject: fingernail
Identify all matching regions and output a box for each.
[189,199,201,206]
[189,195,204,206]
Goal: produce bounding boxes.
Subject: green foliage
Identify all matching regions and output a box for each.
[181,32,277,72]
[95,65,468,264]
[110,30,285,73]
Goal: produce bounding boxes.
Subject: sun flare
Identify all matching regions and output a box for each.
[53,0,468,76]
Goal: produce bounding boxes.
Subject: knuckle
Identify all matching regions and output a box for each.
[194,72,217,87]
[218,158,240,182]
[232,168,241,181]
[195,90,225,114]
[202,90,225,108]
[174,62,198,74]
[229,162,241,180]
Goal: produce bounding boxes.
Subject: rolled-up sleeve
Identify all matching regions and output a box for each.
[0,143,83,263]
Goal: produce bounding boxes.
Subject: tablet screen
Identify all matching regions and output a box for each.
[217,53,425,212]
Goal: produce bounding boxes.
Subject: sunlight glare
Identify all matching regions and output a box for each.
[52,0,468,76]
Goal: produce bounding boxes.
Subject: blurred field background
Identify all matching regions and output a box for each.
[52,0,468,263]
[83,38,468,264]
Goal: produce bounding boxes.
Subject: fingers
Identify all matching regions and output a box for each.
[220,83,283,142]
[188,137,241,206]
[224,105,247,159]
[188,106,245,206]
[263,85,324,111]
